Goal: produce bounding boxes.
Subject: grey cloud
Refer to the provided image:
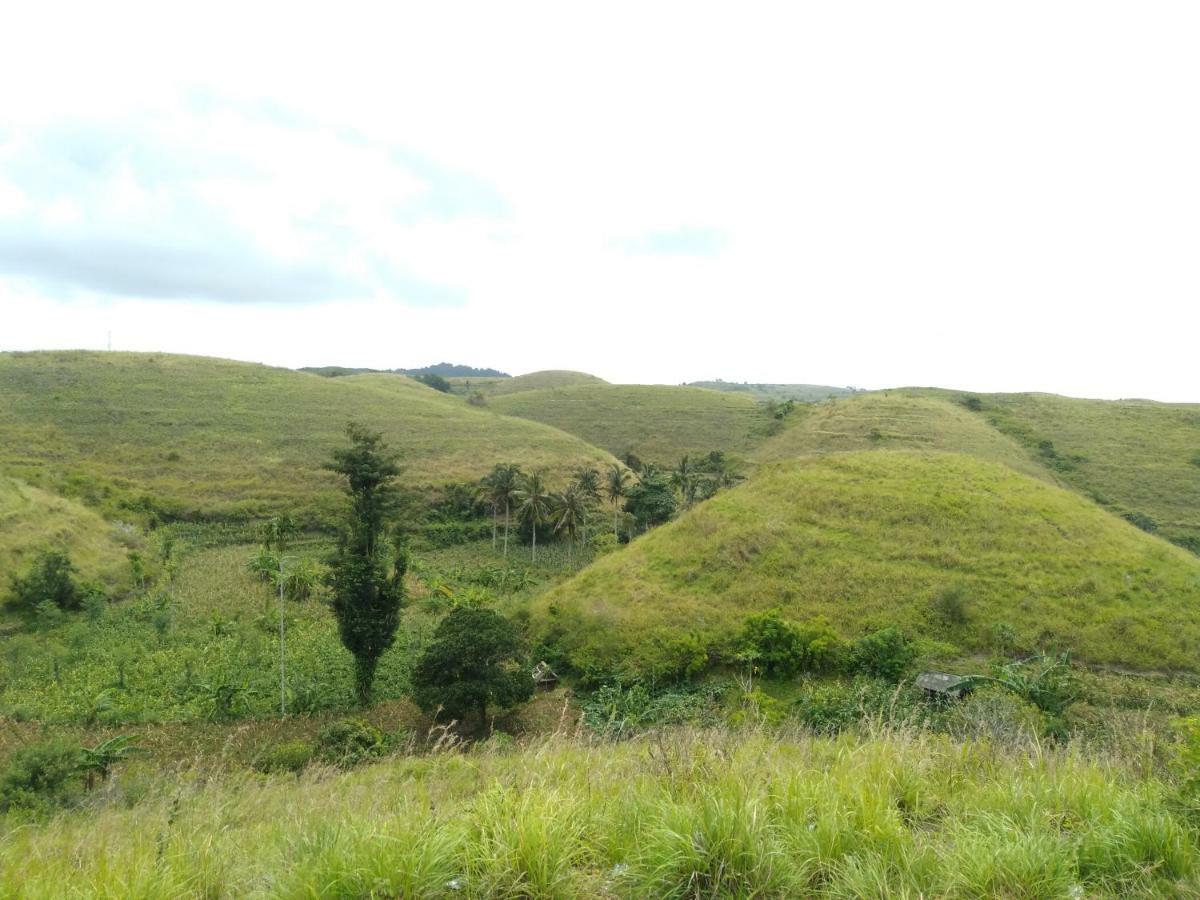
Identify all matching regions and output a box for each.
[0,104,501,306]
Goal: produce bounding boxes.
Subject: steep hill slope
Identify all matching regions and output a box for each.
[0,352,615,522]
[536,452,1200,677]
[754,394,1050,480]
[0,477,132,588]
[912,390,1200,553]
[491,384,769,467]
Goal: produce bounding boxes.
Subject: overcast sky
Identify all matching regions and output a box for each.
[1,2,1197,400]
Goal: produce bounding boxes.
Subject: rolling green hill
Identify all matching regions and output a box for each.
[687,380,858,402]
[536,451,1200,677]
[491,384,770,467]
[0,352,616,523]
[474,369,608,397]
[0,477,133,589]
[754,394,1051,480]
[908,390,1200,553]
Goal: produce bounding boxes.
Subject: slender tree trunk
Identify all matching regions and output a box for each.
[492,504,497,551]
[613,503,619,538]
[531,522,537,563]
[354,655,377,707]
[503,504,510,557]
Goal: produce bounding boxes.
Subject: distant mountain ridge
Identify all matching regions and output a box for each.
[300,362,510,378]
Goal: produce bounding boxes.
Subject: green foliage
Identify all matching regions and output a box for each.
[1123,511,1159,533]
[314,719,388,768]
[580,681,728,736]
[7,550,82,613]
[735,610,807,677]
[325,424,407,705]
[850,627,916,681]
[0,739,83,812]
[623,468,677,530]
[413,372,452,393]
[255,739,314,774]
[411,606,533,728]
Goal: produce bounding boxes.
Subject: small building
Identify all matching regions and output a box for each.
[532,661,559,692]
[915,672,974,700]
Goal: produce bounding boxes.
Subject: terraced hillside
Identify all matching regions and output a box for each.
[754,394,1050,480]
[537,452,1200,678]
[491,384,770,467]
[913,390,1200,553]
[0,477,133,589]
[0,352,616,523]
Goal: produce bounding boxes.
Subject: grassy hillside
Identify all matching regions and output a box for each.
[0,478,133,589]
[0,352,615,522]
[474,369,607,397]
[754,394,1050,480]
[537,452,1200,677]
[492,384,770,466]
[688,380,858,402]
[4,729,1195,898]
[912,389,1200,552]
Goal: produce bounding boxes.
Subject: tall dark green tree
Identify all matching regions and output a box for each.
[411,606,533,731]
[624,467,677,532]
[325,423,407,705]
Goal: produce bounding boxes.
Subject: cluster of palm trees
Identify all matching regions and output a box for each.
[479,463,634,562]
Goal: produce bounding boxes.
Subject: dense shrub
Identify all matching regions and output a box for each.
[735,612,848,677]
[582,681,728,737]
[1122,511,1159,533]
[315,719,388,768]
[850,627,916,681]
[0,740,83,812]
[7,550,82,612]
[255,740,314,774]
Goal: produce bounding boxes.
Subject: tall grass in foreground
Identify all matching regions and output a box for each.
[1,726,1196,898]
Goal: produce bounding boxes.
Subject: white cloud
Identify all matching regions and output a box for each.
[0,1,1198,399]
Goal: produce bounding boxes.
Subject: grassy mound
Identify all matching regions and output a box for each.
[492,384,769,467]
[0,478,133,590]
[754,394,1049,480]
[473,369,607,397]
[688,381,857,402]
[916,389,1200,552]
[2,729,1194,897]
[536,452,1200,676]
[0,352,615,521]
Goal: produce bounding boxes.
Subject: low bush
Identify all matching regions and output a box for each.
[0,740,84,813]
[315,719,388,768]
[7,550,82,613]
[255,740,315,774]
[850,626,916,681]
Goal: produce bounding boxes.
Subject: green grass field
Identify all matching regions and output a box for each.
[687,380,858,402]
[464,369,607,397]
[537,451,1200,678]
[0,352,615,523]
[911,389,1200,552]
[491,383,771,467]
[753,393,1051,480]
[2,727,1195,898]
[0,477,134,591]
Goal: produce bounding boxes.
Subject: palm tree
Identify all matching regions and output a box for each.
[551,486,589,564]
[605,463,632,538]
[671,454,700,508]
[513,471,553,562]
[571,467,601,545]
[481,463,522,555]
